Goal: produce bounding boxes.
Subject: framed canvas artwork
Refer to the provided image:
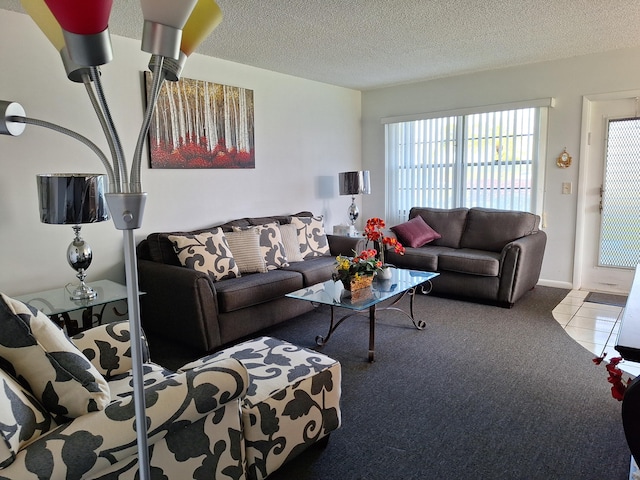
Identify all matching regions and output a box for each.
[144,72,255,168]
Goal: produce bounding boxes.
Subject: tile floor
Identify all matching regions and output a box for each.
[552,289,640,378]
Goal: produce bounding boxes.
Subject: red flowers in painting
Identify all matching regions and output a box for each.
[593,353,628,401]
[364,217,405,255]
[149,137,255,169]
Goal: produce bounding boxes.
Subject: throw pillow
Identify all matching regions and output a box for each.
[391,215,442,248]
[290,215,330,259]
[169,229,240,282]
[234,223,289,270]
[0,293,111,419]
[278,223,304,262]
[0,367,57,468]
[225,228,268,274]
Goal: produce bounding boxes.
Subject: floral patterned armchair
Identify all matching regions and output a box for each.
[0,293,342,480]
[0,293,248,480]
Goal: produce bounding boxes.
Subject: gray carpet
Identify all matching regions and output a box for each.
[585,291,628,308]
[147,286,630,480]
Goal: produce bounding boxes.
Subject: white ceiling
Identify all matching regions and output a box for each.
[3,0,640,91]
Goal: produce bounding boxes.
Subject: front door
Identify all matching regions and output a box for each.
[579,93,640,293]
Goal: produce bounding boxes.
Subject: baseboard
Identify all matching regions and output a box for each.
[537,279,573,290]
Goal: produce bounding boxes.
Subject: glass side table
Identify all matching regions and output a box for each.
[14,280,135,336]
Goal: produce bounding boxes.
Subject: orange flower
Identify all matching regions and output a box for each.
[364,217,405,258]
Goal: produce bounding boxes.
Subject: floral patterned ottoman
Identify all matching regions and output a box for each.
[181,336,342,480]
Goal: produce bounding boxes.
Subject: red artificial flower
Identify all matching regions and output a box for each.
[594,353,628,401]
[364,217,405,256]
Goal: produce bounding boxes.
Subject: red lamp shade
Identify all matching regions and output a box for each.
[43,0,114,66]
[43,0,112,34]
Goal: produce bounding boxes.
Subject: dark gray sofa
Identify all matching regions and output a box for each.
[136,212,363,352]
[386,207,547,307]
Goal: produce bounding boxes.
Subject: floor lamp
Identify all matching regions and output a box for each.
[0,2,223,479]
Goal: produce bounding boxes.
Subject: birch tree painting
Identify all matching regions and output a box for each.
[145,73,255,168]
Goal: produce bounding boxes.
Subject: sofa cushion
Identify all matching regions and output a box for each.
[226,228,268,274]
[214,270,304,313]
[278,223,304,262]
[169,230,240,282]
[391,215,441,248]
[290,215,330,259]
[409,207,469,249]
[437,249,502,276]
[0,367,57,468]
[284,256,337,286]
[0,294,111,419]
[460,208,539,252]
[385,245,443,272]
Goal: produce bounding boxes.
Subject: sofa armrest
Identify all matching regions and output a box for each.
[327,234,366,256]
[498,231,547,305]
[137,258,222,352]
[71,321,150,378]
[5,357,248,480]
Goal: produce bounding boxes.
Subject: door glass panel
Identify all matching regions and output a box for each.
[599,118,640,268]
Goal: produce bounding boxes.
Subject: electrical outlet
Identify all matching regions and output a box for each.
[562,182,572,195]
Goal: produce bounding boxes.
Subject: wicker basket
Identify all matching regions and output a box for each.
[342,274,374,292]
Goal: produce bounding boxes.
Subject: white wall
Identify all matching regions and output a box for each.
[361,47,640,289]
[0,10,361,296]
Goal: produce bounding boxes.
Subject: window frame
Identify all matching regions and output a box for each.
[382,98,553,225]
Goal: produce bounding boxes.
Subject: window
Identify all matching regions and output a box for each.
[384,100,551,225]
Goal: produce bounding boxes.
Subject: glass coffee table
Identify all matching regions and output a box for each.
[286,268,439,362]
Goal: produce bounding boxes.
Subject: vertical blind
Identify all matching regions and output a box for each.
[385,103,549,226]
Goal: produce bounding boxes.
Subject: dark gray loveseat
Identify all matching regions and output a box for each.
[136,212,363,353]
[386,207,547,307]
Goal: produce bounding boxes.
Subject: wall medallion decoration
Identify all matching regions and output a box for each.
[556,148,572,168]
[144,73,255,169]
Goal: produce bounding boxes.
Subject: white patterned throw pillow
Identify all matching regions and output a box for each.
[226,228,268,274]
[290,215,330,259]
[0,294,111,420]
[169,229,240,281]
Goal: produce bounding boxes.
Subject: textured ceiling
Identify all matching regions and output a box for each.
[2,0,640,90]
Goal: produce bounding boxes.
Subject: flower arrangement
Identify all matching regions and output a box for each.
[593,352,629,401]
[363,217,405,265]
[335,249,382,283]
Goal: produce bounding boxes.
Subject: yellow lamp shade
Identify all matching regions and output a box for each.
[21,0,65,51]
[181,0,223,57]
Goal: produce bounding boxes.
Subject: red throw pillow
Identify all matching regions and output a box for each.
[391,216,441,248]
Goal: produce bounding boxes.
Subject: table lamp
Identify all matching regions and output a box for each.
[338,170,371,234]
[36,173,109,300]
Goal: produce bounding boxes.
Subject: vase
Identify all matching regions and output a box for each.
[377,266,393,280]
[341,274,374,292]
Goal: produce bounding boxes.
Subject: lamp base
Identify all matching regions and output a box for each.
[67,226,96,301]
[69,281,98,301]
[348,195,359,226]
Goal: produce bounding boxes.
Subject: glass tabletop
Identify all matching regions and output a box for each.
[286,268,439,311]
[14,280,129,316]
